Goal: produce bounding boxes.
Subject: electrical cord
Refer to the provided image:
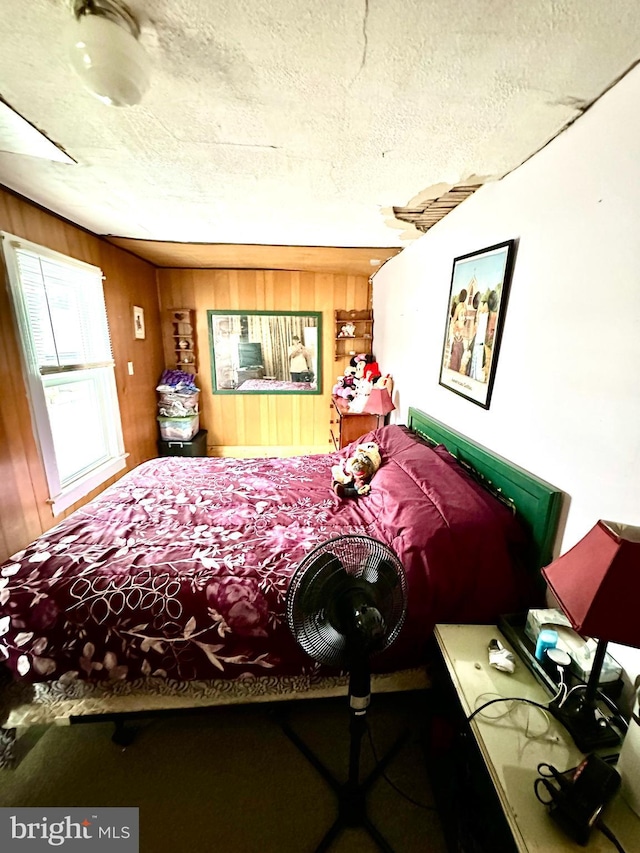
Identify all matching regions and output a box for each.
[538,658,627,736]
[365,722,437,812]
[598,820,627,853]
[467,665,567,725]
[467,661,629,853]
[558,683,629,735]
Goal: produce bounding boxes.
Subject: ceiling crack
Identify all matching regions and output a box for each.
[214,142,279,149]
[350,0,370,83]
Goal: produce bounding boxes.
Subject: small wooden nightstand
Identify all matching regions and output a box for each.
[431,624,640,852]
[330,396,384,449]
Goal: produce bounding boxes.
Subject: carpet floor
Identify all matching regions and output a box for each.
[0,690,447,852]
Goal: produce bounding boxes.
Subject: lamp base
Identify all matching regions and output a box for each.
[551,691,620,753]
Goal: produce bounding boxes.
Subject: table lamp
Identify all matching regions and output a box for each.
[541,520,640,752]
[361,387,396,419]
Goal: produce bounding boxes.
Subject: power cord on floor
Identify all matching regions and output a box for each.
[366,722,437,812]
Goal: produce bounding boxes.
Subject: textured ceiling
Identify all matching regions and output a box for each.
[1,0,640,251]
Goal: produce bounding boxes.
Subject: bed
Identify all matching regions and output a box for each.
[0,408,562,766]
[235,378,315,391]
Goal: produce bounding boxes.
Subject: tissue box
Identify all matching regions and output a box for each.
[525,608,622,684]
[525,608,571,643]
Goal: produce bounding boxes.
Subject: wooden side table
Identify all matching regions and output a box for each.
[431,624,640,852]
[330,396,384,449]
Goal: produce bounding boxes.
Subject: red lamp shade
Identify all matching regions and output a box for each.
[361,388,395,416]
[542,520,640,648]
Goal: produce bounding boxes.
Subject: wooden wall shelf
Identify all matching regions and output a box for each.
[170,308,197,373]
[334,309,373,361]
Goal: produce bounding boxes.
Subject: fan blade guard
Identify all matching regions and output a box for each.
[286,535,407,667]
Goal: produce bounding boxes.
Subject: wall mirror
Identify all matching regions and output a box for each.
[208,310,322,394]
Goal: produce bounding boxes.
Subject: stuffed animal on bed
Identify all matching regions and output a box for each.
[331,441,381,497]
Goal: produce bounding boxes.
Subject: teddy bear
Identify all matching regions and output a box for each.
[331,442,381,498]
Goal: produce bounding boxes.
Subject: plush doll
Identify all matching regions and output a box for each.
[337,323,356,338]
[331,442,381,498]
[349,353,381,385]
[349,354,368,379]
[332,373,357,400]
[363,357,381,384]
[374,373,393,393]
[332,376,346,398]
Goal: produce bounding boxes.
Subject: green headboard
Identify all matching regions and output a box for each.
[407,407,563,571]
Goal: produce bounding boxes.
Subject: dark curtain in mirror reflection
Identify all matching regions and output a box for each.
[246,315,306,380]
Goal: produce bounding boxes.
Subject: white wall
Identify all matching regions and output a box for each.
[373,63,640,693]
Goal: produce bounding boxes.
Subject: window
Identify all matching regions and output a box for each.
[2,233,126,515]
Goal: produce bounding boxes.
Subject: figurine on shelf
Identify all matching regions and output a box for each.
[178,339,191,350]
[337,323,356,338]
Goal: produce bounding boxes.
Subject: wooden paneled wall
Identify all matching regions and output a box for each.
[0,189,372,560]
[0,189,165,563]
[157,269,372,455]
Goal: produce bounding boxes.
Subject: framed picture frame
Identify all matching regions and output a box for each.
[439,239,516,409]
[133,305,145,340]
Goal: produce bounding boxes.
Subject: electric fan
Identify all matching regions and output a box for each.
[285,534,408,853]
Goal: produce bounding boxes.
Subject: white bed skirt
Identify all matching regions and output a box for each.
[0,667,430,767]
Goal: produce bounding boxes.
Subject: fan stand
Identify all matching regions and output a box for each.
[281,662,408,853]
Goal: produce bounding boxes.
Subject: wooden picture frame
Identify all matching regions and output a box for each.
[439,239,516,409]
[133,305,145,340]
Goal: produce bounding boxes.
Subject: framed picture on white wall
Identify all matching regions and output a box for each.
[439,239,516,409]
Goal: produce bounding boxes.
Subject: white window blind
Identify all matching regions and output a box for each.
[16,250,114,370]
[2,233,126,515]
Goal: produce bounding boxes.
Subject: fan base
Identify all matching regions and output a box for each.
[318,808,395,853]
[281,708,408,853]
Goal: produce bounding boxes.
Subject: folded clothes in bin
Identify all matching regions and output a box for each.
[157,414,199,441]
[157,391,200,417]
[156,375,200,417]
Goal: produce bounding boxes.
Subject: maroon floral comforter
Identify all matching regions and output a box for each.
[0,425,532,684]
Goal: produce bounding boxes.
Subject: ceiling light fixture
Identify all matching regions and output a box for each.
[67,0,150,107]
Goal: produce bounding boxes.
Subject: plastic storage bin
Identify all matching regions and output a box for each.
[157,389,200,417]
[157,413,199,441]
